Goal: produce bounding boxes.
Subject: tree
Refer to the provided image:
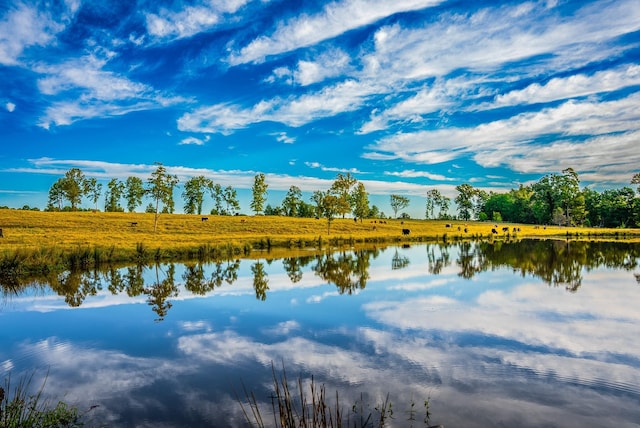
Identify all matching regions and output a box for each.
[182,176,212,215]
[223,186,240,215]
[282,185,302,217]
[426,189,450,219]
[85,178,102,211]
[47,179,65,211]
[146,163,179,232]
[250,173,268,215]
[125,176,145,212]
[455,184,476,221]
[330,173,357,218]
[531,168,585,226]
[389,194,410,218]
[60,168,88,210]
[315,191,341,234]
[210,183,224,215]
[105,178,125,212]
[351,182,369,222]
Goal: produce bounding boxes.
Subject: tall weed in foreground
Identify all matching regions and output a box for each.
[238,364,438,428]
[0,372,84,428]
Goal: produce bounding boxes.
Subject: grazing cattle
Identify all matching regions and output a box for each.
[502,227,509,232]
[513,227,518,232]
[491,228,498,234]
[464,227,468,233]
[402,228,410,235]
[0,228,3,238]
[130,222,138,227]
[517,227,521,232]
[457,226,461,231]
[240,219,246,223]
[354,217,358,223]
[445,223,452,228]
[201,217,209,221]
[372,226,377,231]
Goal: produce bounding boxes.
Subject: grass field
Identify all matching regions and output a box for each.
[1,209,639,269]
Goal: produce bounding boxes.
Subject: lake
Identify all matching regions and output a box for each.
[2,239,640,427]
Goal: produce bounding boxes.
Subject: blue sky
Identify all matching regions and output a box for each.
[1,0,639,217]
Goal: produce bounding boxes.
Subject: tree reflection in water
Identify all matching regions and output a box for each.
[3,240,640,319]
[313,249,373,294]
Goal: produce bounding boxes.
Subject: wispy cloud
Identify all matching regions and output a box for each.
[228,0,445,65]
[178,80,376,133]
[0,1,78,66]
[145,0,253,41]
[384,170,454,181]
[36,54,189,128]
[304,162,364,174]
[367,93,640,182]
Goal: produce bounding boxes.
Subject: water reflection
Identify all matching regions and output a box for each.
[2,240,640,318]
[2,239,640,427]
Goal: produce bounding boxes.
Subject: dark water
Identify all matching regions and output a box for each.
[2,240,640,427]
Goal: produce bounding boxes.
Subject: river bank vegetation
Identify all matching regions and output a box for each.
[1,208,639,280]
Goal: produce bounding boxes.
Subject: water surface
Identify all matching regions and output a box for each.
[2,240,640,427]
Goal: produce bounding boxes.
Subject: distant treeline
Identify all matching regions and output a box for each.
[13,164,639,228]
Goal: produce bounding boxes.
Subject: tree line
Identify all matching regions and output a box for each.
[43,164,640,229]
[446,168,640,228]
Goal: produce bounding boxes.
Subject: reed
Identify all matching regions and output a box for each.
[238,364,438,428]
[0,372,83,428]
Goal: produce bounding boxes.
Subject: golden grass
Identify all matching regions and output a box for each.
[1,209,639,258]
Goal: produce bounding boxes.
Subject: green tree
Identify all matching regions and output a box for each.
[426,189,450,219]
[60,168,89,210]
[455,183,476,221]
[47,179,65,211]
[210,183,224,215]
[125,176,145,212]
[532,168,585,226]
[182,175,213,215]
[330,173,357,218]
[315,191,341,234]
[223,186,240,215]
[250,173,268,215]
[251,261,269,301]
[351,182,369,222]
[146,162,179,232]
[282,185,302,216]
[105,178,125,212]
[389,194,410,218]
[85,177,102,211]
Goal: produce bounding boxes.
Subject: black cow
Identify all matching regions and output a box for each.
[491,228,498,234]
[402,228,410,235]
[202,217,209,222]
[502,227,509,232]
[445,223,452,228]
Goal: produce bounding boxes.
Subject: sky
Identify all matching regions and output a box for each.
[1,0,639,217]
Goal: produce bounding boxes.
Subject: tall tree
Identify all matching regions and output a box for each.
[316,191,341,234]
[105,178,125,212]
[210,183,224,215]
[146,163,179,232]
[282,185,302,217]
[47,179,65,211]
[351,182,369,222]
[85,178,102,211]
[389,194,410,218]
[330,173,357,218]
[250,173,268,215]
[60,168,88,210]
[182,175,213,215]
[455,184,476,221]
[223,186,240,215]
[125,176,145,212]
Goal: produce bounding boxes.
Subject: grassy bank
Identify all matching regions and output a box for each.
[1,209,639,273]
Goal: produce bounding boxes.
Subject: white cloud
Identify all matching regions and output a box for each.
[367,93,640,181]
[145,0,253,40]
[384,170,454,181]
[228,0,445,64]
[5,101,15,112]
[36,54,188,128]
[293,49,352,86]
[304,161,364,174]
[179,137,206,145]
[178,79,377,133]
[0,2,78,66]
[273,132,295,144]
[489,64,640,108]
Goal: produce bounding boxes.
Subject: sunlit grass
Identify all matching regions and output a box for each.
[1,209,639,267]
